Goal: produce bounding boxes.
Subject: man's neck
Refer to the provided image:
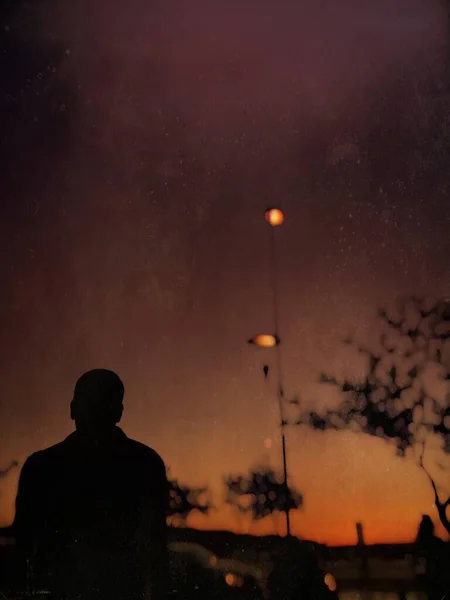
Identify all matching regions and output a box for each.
[69,425,126,445]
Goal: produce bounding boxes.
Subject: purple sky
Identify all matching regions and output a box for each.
[1,0,450,543]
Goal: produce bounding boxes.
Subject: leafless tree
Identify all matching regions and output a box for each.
[296,297,450,532]
[168,477,212,527]
[0,460,18,479]
[224,467,303,532]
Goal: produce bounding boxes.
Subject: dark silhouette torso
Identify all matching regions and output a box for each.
[14,427,168,599]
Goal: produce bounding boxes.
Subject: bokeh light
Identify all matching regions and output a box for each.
[264,208,284,227]
[324,572,337,592]
[248,334,279,348]
[224,573,243,587]
[208,556,218,567]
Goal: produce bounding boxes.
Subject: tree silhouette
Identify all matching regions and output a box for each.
[224,467,303,528]
[0,461,18,526]
[0,460,18,479]
[297,296,450,532]
[168,478,212,526]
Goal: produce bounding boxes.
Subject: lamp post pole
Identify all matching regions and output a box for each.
[248,208,291,537]
[267,211,291,538]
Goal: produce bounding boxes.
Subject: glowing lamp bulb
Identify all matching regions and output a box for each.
[248,334,280,348]
[265,208,284,227]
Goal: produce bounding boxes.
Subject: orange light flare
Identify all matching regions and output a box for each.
[324,573,337,592]
[225,573,243,588]
[208,556,218,567]
[248,334,279,348]
[264,208,284,227]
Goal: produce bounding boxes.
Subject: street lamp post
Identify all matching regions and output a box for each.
[248,207,291,537]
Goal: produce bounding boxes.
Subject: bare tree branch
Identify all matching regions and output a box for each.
[299,297,450,532]
[418,443,440,506]
[224,468,303,522]
[0,460,18,479]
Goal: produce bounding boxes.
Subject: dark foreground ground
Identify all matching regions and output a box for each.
[1,526,450,599]
[0,526,338,599]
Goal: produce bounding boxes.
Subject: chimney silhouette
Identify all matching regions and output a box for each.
[356,522,365,546]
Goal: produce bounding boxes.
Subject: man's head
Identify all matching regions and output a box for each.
[70,369,124,433]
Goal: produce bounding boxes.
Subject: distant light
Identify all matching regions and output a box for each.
[265,208,284,227]
[208,556,218,567]
[324,573,337,592]
[225,573,243,588]
[248,334,280,348]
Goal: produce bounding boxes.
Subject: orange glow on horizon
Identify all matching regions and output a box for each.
[2,419,448,549]
[0,471,444,547]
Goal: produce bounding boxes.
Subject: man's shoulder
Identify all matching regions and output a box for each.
[21,440,68,475]
[124,437,166,469]
[32,440,68,460]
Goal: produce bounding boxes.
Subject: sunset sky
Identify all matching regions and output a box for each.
[1,0,450,546]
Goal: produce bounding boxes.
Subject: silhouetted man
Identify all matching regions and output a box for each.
[14,369,169,599]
